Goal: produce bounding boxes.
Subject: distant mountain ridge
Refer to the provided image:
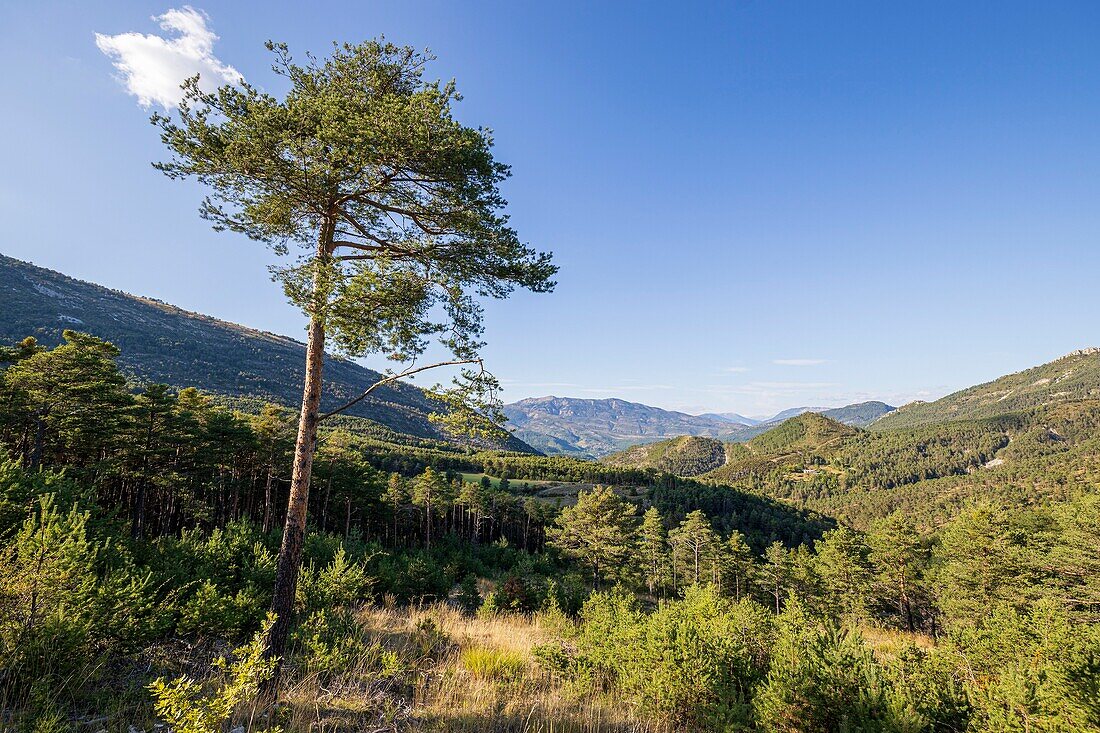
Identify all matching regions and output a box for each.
[504,396,895,458]
[0,253,534,452]
[699,412,760,426]
[750,403,894,426]
[766,406,829,423]
[502,396,740,457]
[820,401,895,427]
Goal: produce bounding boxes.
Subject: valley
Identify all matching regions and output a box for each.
[5,257,1100,732]
[504,394,895,458]
[4,11,1099,730]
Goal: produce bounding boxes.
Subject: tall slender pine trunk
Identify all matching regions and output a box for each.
[265,220,333,672]
[262,463,275,534]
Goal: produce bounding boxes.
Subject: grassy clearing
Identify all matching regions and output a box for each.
[458,473,595,501]
[154,603,671,733]
[458,472,556,490]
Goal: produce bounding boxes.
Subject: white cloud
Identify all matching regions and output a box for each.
[96,6,242,109]
[773,358,827,366]
[721,366,750,373]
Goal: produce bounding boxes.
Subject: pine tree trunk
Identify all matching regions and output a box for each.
[424,491,432,549]
[29,406,47,469]
[262,464,275,534]
[266,311,324,667]
[344,496,352,538]
[264,224,333,675]
[321,475,332,531]
[132,415,153,540]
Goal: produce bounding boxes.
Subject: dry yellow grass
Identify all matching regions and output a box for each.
[268,603,671,733]
[858,624,935,652]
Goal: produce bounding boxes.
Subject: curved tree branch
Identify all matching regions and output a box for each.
[318,357,482,422]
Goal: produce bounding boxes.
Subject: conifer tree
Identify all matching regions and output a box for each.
[637,507,668,596]
[867,512,928,631]
[0,337,43,365]
[547,486,637,588]
[933,504,1036,626]
[412,467,445,549]
[458,479,488,543]
[129,384,179,539]
[723,530,756,601]
[669,509,719,587]
[813,526,874,623]
[153,39,556,662]
[761,541,794,614]
[1049,495,1100,620]
[382,473,409,546]
[3,331,130,472]
[0,338,42,451]
[250,404,295,534]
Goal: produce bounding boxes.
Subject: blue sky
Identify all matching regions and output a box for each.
[2,1,1099,417]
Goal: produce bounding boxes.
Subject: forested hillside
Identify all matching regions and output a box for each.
[0,254,533,451]
[602,435,729,476]
[4,331,1099,731]
[745,412,860,456]
[698,395,1100,531]
[874,348,1100,430]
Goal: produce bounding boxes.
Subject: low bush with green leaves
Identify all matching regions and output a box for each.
[148,615,281,733]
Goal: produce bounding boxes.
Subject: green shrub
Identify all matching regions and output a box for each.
[457,573,481,613]
[296,547,372,612]
[0,494,160,699]
[148,615,280,733]
[154,521,276,593]
[0,456,86,537]
[291,608,369,677]
[949,599,1100,732]
[176,580,268,640]
[753,598,931,732]
[477,590,503,619]
[571,585,772,728]
[377,552,450,602]
[412,617,449,659]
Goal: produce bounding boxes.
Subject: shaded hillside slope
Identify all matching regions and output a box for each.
[0,253,533,451]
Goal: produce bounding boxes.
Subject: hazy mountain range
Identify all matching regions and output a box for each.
[9,252,1099,466]
[502,396,895,458]
[503,348,1100,459]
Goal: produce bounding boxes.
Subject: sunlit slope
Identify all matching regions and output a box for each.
[874,348,1100,431]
